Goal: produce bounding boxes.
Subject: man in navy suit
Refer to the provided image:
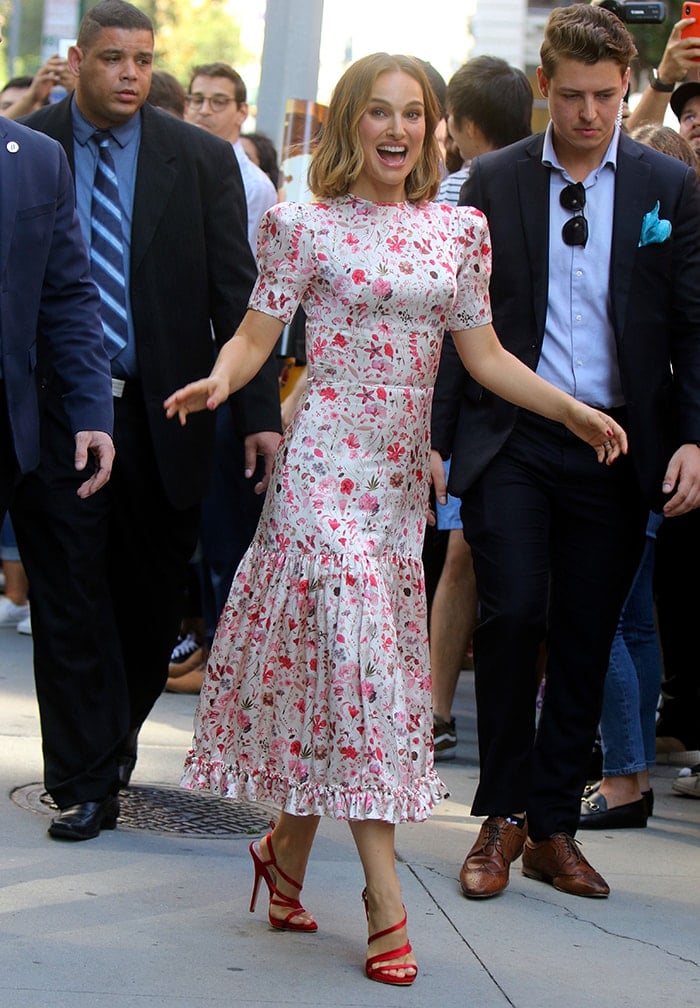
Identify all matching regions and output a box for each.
[0,25,116,824]
[431,3,700,898]
[0,119,113,495]
[17,0,282,840]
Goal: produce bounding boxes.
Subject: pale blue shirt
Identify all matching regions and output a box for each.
[538,122,624,408]
[72,98,140,378]
[232,139,278,253]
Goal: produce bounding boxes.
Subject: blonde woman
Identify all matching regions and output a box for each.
[165,52,625,986]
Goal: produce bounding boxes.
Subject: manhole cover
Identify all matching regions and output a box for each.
[11,782,277,837]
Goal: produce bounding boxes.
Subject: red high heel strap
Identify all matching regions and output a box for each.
[249,832,318,933]
[361,888,417,986]
[367,911,409,945]
[255,832,303,892]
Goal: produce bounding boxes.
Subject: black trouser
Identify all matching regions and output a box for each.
[106,386,200,730]
[197,403,265,647]
[654,509,700,749]
[11,388,127,806]
[460,410,648,840]
[12,385,199,806]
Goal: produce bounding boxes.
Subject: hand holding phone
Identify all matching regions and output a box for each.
[681,4,700,62]
[58,38,76,60]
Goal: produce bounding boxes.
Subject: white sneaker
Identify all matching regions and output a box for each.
[672,764,700,799]
[0,596,30,627]
[16,612,32,635]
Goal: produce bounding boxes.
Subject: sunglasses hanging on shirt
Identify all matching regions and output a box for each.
[560,182,588,248]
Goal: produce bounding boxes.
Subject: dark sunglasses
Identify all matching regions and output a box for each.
[560,182,588,248]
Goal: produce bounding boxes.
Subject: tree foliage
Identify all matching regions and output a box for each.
[1,0,250,87]
[149,0,251,83]
[0,0,45,79]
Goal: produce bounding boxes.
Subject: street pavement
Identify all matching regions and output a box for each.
[1,623,698,1008]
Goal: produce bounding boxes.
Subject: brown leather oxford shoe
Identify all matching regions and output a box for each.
[521,833,610,898]
[459,816,527,898]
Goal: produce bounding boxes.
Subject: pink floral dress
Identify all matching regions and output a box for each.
[181,194,492,822]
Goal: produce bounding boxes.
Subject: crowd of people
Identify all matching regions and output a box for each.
[1,0,700,989]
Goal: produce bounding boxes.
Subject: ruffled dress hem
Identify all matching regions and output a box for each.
[181,754,447,824]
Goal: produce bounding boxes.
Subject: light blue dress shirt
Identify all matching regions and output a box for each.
[539,122,624,409]
[72,98,141,379]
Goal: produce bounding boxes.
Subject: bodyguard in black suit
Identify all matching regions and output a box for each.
[17,0,281,839]
[431,4,700,897]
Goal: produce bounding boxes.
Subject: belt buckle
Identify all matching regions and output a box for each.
[112,378,125,398]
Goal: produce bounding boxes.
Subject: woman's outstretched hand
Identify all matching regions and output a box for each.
[566,405,628,464]
[163,376,229,426]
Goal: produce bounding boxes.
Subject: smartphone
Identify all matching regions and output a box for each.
[681,3,700,61]
[681,3,700,34]
[58,37,76,59]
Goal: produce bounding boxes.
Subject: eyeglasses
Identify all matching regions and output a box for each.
[185,94,236,112]
[560,182,588,247]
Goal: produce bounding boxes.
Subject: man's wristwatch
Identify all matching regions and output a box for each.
[649,68,676,93]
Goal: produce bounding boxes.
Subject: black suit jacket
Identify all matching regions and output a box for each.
[431,131,700,513]
[23,98,281,509]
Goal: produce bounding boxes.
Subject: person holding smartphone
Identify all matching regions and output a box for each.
[625,9,700,134]
[0,53,74,119]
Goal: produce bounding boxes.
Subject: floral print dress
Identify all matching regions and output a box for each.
[181,193,492,822]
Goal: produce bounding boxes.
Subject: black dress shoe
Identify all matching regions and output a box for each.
[48,796,120,841]
[579,791,647,830]
[582,780,601,798]
[584,781,653,816]
[117,728,139,789]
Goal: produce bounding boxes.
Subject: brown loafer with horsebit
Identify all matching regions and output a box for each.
[521,833,610,898]
[459,816,527,898]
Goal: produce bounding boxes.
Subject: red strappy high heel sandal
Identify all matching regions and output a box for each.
[249,832,318,932]
[362,888,418,986]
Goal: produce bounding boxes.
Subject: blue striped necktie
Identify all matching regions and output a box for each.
[91,130,128,358]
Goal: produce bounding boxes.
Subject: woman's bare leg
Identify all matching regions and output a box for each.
[259,811,321,927]
[349,819,417,982]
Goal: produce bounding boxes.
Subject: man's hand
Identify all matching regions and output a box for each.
[430,448,448,508]
[3,56,74,119]
[74,430,115,498]
[429,448,450,529]
[661,443,700,516]
[244,430,282,494]
[658,18,700,84]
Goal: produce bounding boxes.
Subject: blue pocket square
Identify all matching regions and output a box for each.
[638,201,671,247]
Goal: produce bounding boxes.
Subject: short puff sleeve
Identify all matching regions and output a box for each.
[249,201,316,325]
[445,205,492,333]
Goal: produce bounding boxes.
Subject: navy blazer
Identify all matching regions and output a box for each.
[22,98,282,510]
[0,116,112,474]
[431,131,700,513]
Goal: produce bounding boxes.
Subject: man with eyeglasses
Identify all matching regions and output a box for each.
[185,63,277,250]
[432,3,700,899]
[17,0,282,841]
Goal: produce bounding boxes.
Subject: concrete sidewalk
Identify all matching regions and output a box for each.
[1,623,698,1008]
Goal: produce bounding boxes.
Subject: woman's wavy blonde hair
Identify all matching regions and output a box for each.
[308,52,442,205]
